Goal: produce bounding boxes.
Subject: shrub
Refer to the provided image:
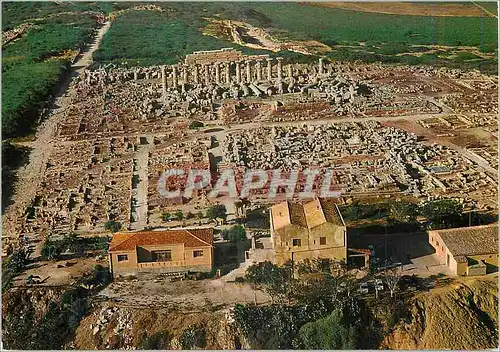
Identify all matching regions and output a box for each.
[221,225,246,242]
[140,331,171,350]
[298,309,357,349]
[206,204,227,222]
[189,120,204,129]
[104,220,122,233]
[175,210,184,220]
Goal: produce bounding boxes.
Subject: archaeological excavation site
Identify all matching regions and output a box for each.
[1,2,498,350]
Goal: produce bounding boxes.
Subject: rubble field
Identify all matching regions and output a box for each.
[3,49,497,256]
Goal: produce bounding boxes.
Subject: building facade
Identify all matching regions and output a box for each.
[428,224,498,276]
[270,198,347,266]
[108,228,213,277]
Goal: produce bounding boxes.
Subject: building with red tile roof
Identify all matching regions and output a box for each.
[108,228,214,276]
[428,224,498,276]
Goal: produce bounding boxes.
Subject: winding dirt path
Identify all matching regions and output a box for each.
[3,21,111,243]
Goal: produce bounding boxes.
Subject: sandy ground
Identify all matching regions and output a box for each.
[100,277,271,310]
[14,255,108,286]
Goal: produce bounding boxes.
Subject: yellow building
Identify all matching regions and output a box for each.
[108,228,213,277]
[269,198,347,266]
[428,224,498,276]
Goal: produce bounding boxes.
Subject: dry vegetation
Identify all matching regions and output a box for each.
[382,276,498,349]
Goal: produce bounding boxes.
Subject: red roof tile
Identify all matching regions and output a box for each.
[109,228,213,252]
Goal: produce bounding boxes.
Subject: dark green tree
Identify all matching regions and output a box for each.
[420,198,463,229]
[299,309,357,349]
[206,204,227,224]
[221,225,246,242]
[104,220,122,233]
[389,200,418,223]
[175,210,184,220]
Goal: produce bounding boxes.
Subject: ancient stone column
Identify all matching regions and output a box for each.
[225,63,230,84]
[318,58,324,75]
[172,65,178,87]
[266,58,272,81]
[161,66,167,96]
[215,62,220,84]
[133,70,138,81]
[256,61,262,82]
[277,57,283,81]
[204,64,210,85]
[287,64,293,79]
[182,65,188,84]
[246,61,251,83]
[193,65,199,84]
[235,61,241,84]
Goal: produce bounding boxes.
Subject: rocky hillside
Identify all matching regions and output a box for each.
[382,277,498,349]
[73,304,250,350]
[3,277,497,349]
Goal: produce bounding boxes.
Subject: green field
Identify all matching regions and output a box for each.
[2,1,498,141]
[2,9,100,139]
[92,2,497,72]
[1,2,110,211]
[93,11,240,67]
[243,3,497,46]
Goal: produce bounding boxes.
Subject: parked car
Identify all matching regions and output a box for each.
[359,282,369,294]
[374,279,384,291]
[337,281,347,293]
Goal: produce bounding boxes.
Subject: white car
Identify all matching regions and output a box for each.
[337,282,347,293]
[375,279,384,291]
[359,282,369,294]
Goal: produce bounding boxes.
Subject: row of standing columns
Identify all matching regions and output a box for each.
[155,57,325,91]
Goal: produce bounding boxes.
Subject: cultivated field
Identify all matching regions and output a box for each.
[309,1,496,17]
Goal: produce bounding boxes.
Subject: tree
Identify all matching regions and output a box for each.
[221,225,246,242]
[299,309,357,349]
[40,240,62,261]
[420,198,463,229]
[104,220,122,233]
[162,212,171,221]
[5,247,31,272]
[175,210,184,220]
[245,261,293,303]
[189,120,204,129]
[384,266,402,298]
[342,202,361,221]
[390,200,418,223]
[206,204,227,224]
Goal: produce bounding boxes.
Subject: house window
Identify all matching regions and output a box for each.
[193,250,204,258]
[153,250,172,262]
[320,237,327,245]
[117,254,128,262]
[292,239,301,247]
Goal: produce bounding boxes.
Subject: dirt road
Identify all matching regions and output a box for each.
[3,21,112,246]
